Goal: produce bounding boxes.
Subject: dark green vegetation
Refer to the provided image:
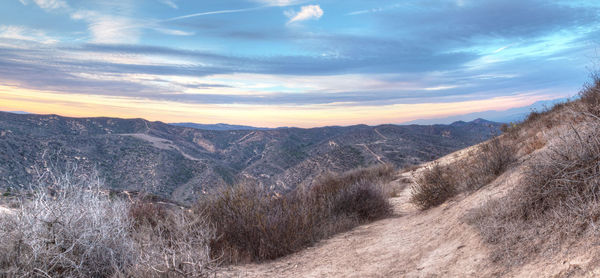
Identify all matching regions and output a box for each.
[0,112,499,203]
[196,164,396,263]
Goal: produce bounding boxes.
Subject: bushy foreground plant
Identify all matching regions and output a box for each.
[410,163,458,210]
[410,136,516,210]
[130,201,215,277]
[0,164,216,278]
[197,164,395,263]
[0,166,134,277]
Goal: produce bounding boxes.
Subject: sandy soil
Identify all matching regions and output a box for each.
[0,205,14,215]
[218,177,498,277]
[218,146,600,277]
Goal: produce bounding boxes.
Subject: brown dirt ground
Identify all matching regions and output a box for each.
[218,146,600,277]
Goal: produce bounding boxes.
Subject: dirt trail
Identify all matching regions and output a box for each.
[122,133,204,161]
[357,143,385,165]
[220,146,600,277]
[220,173,499,277]
[374,128,388,140]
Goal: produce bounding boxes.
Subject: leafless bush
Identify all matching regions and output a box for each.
[410,163,458,210]
[0,163,217,277]
[0,164,135,277]
[467,120,600,266]
[130,204,216,278]
[197,165,394,263]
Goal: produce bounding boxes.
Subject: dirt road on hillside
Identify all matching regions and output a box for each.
[219,175,498,277]
[219,149,600,277]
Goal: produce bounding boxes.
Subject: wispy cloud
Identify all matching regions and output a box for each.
[159,0,178,9]
[424,85,459,91]
[251,0,306,7]
[0,25,58,44]
[4,0,598,126]
[493,43,516,54]
[20,0,69,11]
[286,5,323,24]
[164,6,266,21]
[154,28,194,36]
[71,10,141,44]
[347,4,401,16]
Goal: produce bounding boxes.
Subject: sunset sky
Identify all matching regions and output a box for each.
[0,0,598,127]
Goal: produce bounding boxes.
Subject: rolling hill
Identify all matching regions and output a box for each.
[0,111,500,203]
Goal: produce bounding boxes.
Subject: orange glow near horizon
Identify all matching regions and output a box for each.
[0,85,561,128]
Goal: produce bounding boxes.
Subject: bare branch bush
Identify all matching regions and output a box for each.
[0,162,217,277]
[0,163,135,277]
[129,201,216,278]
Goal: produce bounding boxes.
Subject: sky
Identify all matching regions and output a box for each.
[0,0,599,127]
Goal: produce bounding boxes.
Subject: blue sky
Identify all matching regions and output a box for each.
[0,0,599,127]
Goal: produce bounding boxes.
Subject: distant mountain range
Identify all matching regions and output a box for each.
[404,98,569,125]
[0,112,500,203]
[170,122,270,131]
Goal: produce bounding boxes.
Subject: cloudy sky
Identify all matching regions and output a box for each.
[0,0,598,127]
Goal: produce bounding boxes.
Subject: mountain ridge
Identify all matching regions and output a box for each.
[0,111,501,203]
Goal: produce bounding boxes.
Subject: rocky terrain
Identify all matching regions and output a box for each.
[0,111,499,203]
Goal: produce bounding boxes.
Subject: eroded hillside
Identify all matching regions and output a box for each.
[0,112,499,203]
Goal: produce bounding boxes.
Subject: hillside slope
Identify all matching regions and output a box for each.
[221,82,600,277]
[221,145,599,278]
[0,112,499,203]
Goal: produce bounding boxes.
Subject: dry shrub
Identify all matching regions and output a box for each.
[401,164,421,173]
[312,168,394,221]
[461,136,516,191]
[0,165,135,277]
[410,136,516,210]
[523,135,546,155]
[467,120,600,266]
[0,164,217,278]
[410,164,458,210]
[313,163,396,190]
[130,204,215,278]
[478,137,515,177]
[129,199,169,228]
[579,74,600,117]
[198,164,394,263]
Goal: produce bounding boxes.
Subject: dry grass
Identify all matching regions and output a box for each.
[468,121,600,265]
[197,164,395,263]
[579,74,600,117]
[467,78,600,266]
